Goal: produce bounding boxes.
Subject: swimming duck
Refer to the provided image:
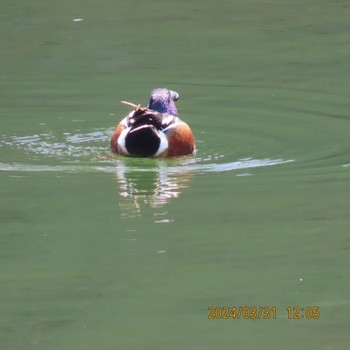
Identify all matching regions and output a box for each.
[111,88,195,157]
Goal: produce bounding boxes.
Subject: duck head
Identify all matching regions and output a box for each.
[148,88,179,116]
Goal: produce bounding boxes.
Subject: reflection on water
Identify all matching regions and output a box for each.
[112,156,294,219]
[114,159,193,220]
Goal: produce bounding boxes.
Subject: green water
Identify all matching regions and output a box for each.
[1,0,350,349]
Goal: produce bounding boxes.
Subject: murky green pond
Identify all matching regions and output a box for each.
[1,0,350,349]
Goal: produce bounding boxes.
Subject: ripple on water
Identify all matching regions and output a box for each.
[1,85,349,178]
[1,130,111,159]
[0,127,293,174]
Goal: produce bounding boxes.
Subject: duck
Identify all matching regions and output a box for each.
[111,88,195,157]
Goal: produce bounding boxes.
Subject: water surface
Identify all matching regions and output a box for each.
[1,0,350,349]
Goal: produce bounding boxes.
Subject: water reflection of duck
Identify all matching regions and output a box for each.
[111,88,195,157]
[114,159,194,219]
